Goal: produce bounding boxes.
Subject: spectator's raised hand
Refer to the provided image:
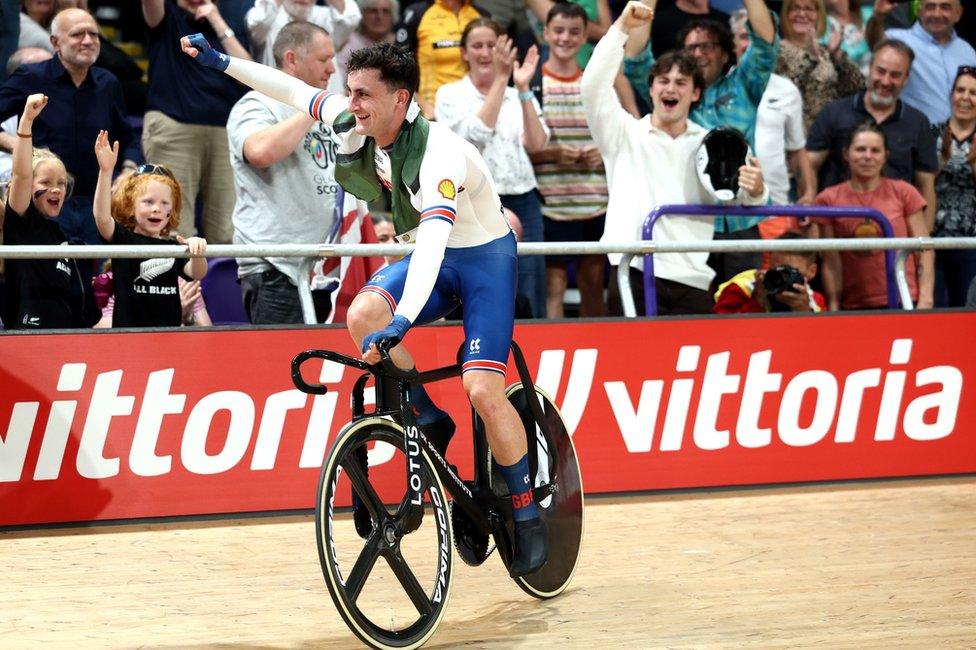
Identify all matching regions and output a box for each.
[738,156,765,198]
[180,34,230,71]
[513,45,540,91]
[614,1,655,35]
[492,35,517,80]
[94,130,119,173]
[21,93,48,123]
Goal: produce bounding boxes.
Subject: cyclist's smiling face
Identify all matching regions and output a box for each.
[346,68,410,147]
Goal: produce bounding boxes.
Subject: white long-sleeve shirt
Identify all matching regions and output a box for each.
[246,0,362,74]
[581,26,767,291]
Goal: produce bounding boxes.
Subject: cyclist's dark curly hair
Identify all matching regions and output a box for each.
[346,42,420,99]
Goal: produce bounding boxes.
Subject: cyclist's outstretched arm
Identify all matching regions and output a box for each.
[180,34,349,125]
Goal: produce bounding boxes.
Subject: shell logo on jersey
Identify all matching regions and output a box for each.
[437,179,456,200]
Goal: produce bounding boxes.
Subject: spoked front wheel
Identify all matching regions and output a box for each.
[493,384,585,599]
[315,418,454,649]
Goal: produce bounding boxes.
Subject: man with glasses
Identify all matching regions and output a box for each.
[0,8,139,247]
[866,0,975,125]
[623,0,777,285]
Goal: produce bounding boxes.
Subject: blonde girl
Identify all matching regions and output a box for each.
[3,93,78,329]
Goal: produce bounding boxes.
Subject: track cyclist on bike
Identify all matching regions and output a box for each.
[182,36,547,577]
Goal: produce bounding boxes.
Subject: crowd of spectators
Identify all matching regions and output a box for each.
[0,0,974,331]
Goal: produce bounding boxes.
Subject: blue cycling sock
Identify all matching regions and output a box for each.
[498,454,538,522]
[409,383,449,426]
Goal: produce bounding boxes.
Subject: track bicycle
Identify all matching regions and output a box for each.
[291,341,584,649]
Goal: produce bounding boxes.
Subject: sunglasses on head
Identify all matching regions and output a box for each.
[957,65,976,78]
[135,163,175,179]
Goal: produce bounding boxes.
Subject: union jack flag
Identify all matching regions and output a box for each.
[315,187,386,323]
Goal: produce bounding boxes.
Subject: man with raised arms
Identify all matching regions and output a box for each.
[180,35,546,576]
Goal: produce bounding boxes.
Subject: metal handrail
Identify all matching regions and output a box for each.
[639,205,900,316]
[4,236,976,324]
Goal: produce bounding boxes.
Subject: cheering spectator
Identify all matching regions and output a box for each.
[824,0,874,75]
[2,94,95,329]
[624,0,776,283]
[435,18,549,318]
[526,0,612,67]
[866,0,976,125]
[807,39,938,230]
[731,9,815,207]
[814,122,933,310]
[714,231,827,313]
[931,66,976,307]
[776,0,865,133]
[0,8,138,246]
[140,0,252,244]
[334,0,397,91]
[624,0,776,148]
[395,0,486,117]
[227,21,340,324]
[93,130,209,328]
[530,2,608,318]
[246,0,361,84]
[583,2,767,316]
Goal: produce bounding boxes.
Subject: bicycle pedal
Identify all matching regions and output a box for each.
[450,501,491,566]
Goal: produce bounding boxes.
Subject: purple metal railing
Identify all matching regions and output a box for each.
[640,205,899,316]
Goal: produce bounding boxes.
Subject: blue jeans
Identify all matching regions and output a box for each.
[501,190,546,319]
[934,248,976,308]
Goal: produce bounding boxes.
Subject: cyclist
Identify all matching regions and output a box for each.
[181,37,547,577]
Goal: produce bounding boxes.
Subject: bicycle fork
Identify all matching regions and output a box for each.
[399,380,427,535]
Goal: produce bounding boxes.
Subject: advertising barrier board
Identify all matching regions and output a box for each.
[1,312,973,526]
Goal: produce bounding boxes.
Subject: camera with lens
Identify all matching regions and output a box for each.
[762,265,806,311]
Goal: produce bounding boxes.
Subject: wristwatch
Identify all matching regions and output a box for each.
[220,26,235,40]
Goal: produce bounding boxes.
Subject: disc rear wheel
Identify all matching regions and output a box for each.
[491,385,585,599]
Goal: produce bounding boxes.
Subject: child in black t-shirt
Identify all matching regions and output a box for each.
[93,130,208,328]
[2,94,77,329]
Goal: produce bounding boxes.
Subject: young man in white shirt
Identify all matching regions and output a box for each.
[581,0,768,316]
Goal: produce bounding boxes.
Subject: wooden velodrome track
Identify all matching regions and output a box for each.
[3,477,974,648]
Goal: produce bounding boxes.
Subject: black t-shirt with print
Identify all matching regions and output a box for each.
[108,227,191,328]
[3,201,73,329]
